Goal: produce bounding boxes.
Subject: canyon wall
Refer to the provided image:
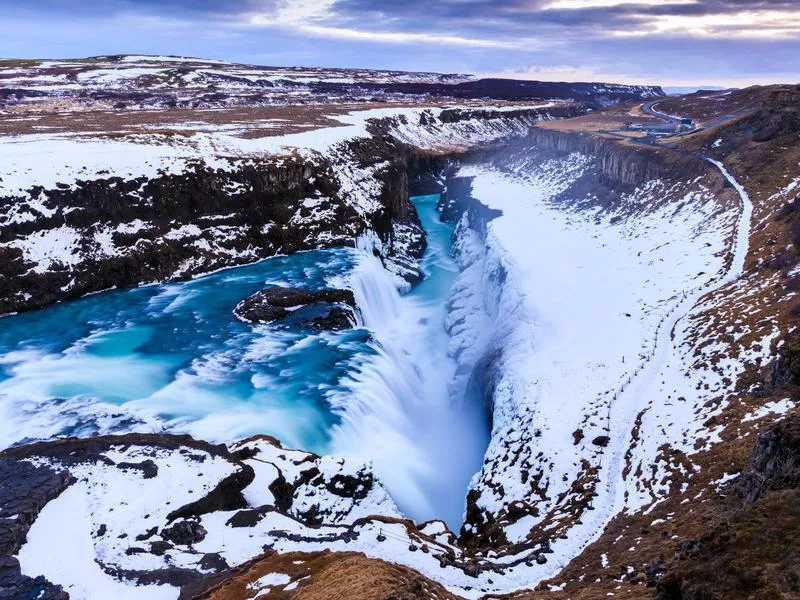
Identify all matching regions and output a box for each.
[0,105,566,315]
[437,133,742,566]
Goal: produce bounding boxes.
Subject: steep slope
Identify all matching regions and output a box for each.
[494,85,800,598]
[438,132,746,563]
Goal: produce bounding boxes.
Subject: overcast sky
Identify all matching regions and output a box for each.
[2,0,799,87]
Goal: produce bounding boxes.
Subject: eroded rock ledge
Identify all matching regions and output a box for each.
[0,433,390,597]
[0,106,573,317]
[233,286,357,330]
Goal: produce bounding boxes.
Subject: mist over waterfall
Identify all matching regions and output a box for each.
[327,196,490,528]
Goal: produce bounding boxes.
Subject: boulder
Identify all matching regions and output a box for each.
[233,286,357,330]
[738,414,800,506]
[161,520,207,546]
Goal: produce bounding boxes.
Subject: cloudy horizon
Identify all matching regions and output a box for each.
[2,0,799,88]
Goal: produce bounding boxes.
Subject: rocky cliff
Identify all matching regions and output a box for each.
[494,127,707,190]
[0,104,572,315]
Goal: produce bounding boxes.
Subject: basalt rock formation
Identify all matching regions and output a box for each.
[0,458,73,600]
[0,145,417,316]
[234,286,358,330]
[494,127,708,191]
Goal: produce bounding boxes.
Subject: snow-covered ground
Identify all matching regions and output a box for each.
[3,89,767,598]
[12,147,759,599]
[445,150,751,575]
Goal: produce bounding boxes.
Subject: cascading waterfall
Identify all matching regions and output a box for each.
[326,196,489,529]
[0,195,489,530]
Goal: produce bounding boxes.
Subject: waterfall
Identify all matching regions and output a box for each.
[325,201,489,529]
[347,250,405,330]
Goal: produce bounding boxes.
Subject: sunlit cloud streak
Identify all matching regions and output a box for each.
[0,0,798,86]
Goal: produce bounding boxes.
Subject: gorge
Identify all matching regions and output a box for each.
[0,190,490,532]
[1,57,799,600]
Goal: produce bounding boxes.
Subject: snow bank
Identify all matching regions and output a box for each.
[447,151,741,578]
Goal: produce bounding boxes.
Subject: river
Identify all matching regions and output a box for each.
[0,194,488,529]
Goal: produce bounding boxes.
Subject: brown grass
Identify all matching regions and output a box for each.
[0,104,379,138]
[188,550,461,600]
[537,101,663,136]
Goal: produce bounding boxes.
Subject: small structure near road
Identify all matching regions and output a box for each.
[625,122,679,134]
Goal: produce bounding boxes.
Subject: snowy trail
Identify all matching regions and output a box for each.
[539,155,754,577]
[707,158,753,278]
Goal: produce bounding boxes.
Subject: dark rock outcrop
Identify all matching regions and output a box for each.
[117,459,158,479]
[739,413,800,506]
[0,155,354,315]
[166,464,254,523]
[161,520,207,546]
[0,559,68,600]
[233,286,357,330]
[319,472,373,500]
[0,458,73,600]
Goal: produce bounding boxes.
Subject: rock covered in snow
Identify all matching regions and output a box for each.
[233,286,357,330]
[0,433,411,598]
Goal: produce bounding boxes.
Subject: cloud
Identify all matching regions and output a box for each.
[0,0,798,86]
[542,0,698,9]
[616,8,800,38]
[273,0,337,23]
[9,0,800,41]
[245,0,523,48]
